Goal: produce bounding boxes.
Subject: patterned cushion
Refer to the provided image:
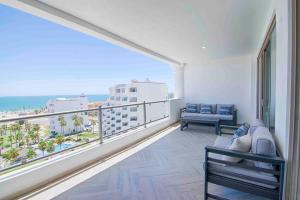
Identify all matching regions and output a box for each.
[217,104,234,115]
[185,103,198,113]
[200,104,213,114]
[232,123,250,142]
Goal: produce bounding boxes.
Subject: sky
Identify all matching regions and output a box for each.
[0,4,173,96]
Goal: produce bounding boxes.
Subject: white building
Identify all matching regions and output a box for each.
[102,79,168,136]
[47,95,89,135]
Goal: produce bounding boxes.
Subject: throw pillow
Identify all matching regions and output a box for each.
[232,123,250,142]
[186,103,198,113]
[200,104,212,114]
[218,105,233,115]
[222,133,252,163]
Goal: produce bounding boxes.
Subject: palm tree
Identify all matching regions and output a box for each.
[3,148,19,164]
[28,131,35,144]
[8,135,14,148]
[1,124,7,136]
[0,136,4,155]
[26,147,37,159]
[91,119,96,133]
[24,134,31,146]
[78,116,84,132]
[38,140,47,156]
[72,115,80,133]
[55,135,64,150]
[32,124,40,143]
[15,131,24,147]
[58,115,67,135]
[46,141,55,154]
[24,121,31,133]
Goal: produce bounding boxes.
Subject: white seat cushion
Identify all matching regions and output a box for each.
[222,133,252,163]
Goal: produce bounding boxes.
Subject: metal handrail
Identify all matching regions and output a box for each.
[0,99,170,173]
[0,100,169,123]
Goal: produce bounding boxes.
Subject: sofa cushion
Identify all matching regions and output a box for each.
[211,135,232,160]
[232,123,250,141]
[186,103,199,113]
[181,113,233,121]
[209,160,278,189]
[200,104,213,114]
[214,135,232,149]
[217,104,234,115]
[252,126,276,169]
[222,133,252,163]
[249,119,265,135]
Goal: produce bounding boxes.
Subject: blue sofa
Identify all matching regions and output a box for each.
[180,103,237,132]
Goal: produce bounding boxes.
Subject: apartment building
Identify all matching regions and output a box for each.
[47,95,89,135]
[102,79,168,136]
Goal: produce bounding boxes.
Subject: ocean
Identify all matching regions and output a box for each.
[0,95,108,112]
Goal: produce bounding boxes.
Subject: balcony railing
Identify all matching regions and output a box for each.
[0,100,169,173]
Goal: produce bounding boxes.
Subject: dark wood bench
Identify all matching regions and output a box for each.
[204,125,285,200]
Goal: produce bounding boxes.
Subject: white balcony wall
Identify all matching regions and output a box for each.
[183,55,253,124]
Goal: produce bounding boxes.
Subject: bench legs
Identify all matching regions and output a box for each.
[180,121,188,131]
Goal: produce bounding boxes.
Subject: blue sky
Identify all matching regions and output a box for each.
[0,4,173,96]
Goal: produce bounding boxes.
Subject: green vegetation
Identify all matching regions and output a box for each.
[0,117,99,172]
[46,140,55,153]
[3,148,20,164]
[26,147,37,159]
[55,135,64,149]
[38,140,47,156]
[58,115,67,135]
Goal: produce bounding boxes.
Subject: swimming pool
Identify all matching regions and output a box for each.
[54,143,74,152]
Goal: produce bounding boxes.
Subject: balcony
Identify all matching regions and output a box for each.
[0,0,295,199]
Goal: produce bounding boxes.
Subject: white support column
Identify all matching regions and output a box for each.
[171,64,185,99]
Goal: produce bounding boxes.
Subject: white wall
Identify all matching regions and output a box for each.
[273,0,293,158]
[184,55,253,124]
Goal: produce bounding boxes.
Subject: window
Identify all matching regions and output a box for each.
[122,107,127,110]
[129,97,137,102]
[130,87,137,92]
[121,88,125,93]
[116,89,121,93]
[111,124,115,127]
[122,122,128,126]
[116,127,121,130]
[107,121,110,124]
[130,116,137,121]
[116,119,121,123]
[122,114,128,118]
[116,96,121,101]
[116,112,121,116]
[110,96,115,100]
[130,107,138,112]
[122,97,128,101]
[111,117,115,120]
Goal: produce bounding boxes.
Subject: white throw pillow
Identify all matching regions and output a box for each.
[222,133,252,163]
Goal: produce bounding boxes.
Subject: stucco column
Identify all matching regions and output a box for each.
[171,64,184,99]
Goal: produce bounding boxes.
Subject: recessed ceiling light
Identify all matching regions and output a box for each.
[202,46,207,49]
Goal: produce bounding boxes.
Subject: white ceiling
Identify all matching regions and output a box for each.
[33,0,273,64]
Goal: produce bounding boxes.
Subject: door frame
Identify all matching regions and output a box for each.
[285,0,299,199]
[256,16,276,120]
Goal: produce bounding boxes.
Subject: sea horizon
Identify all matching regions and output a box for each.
[0,94,109,112]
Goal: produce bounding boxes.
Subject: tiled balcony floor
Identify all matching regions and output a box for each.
[33,125,268,200]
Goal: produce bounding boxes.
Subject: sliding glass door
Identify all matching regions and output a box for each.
[257,22,276,131]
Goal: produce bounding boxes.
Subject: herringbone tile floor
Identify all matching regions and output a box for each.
[53,125,267,200]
